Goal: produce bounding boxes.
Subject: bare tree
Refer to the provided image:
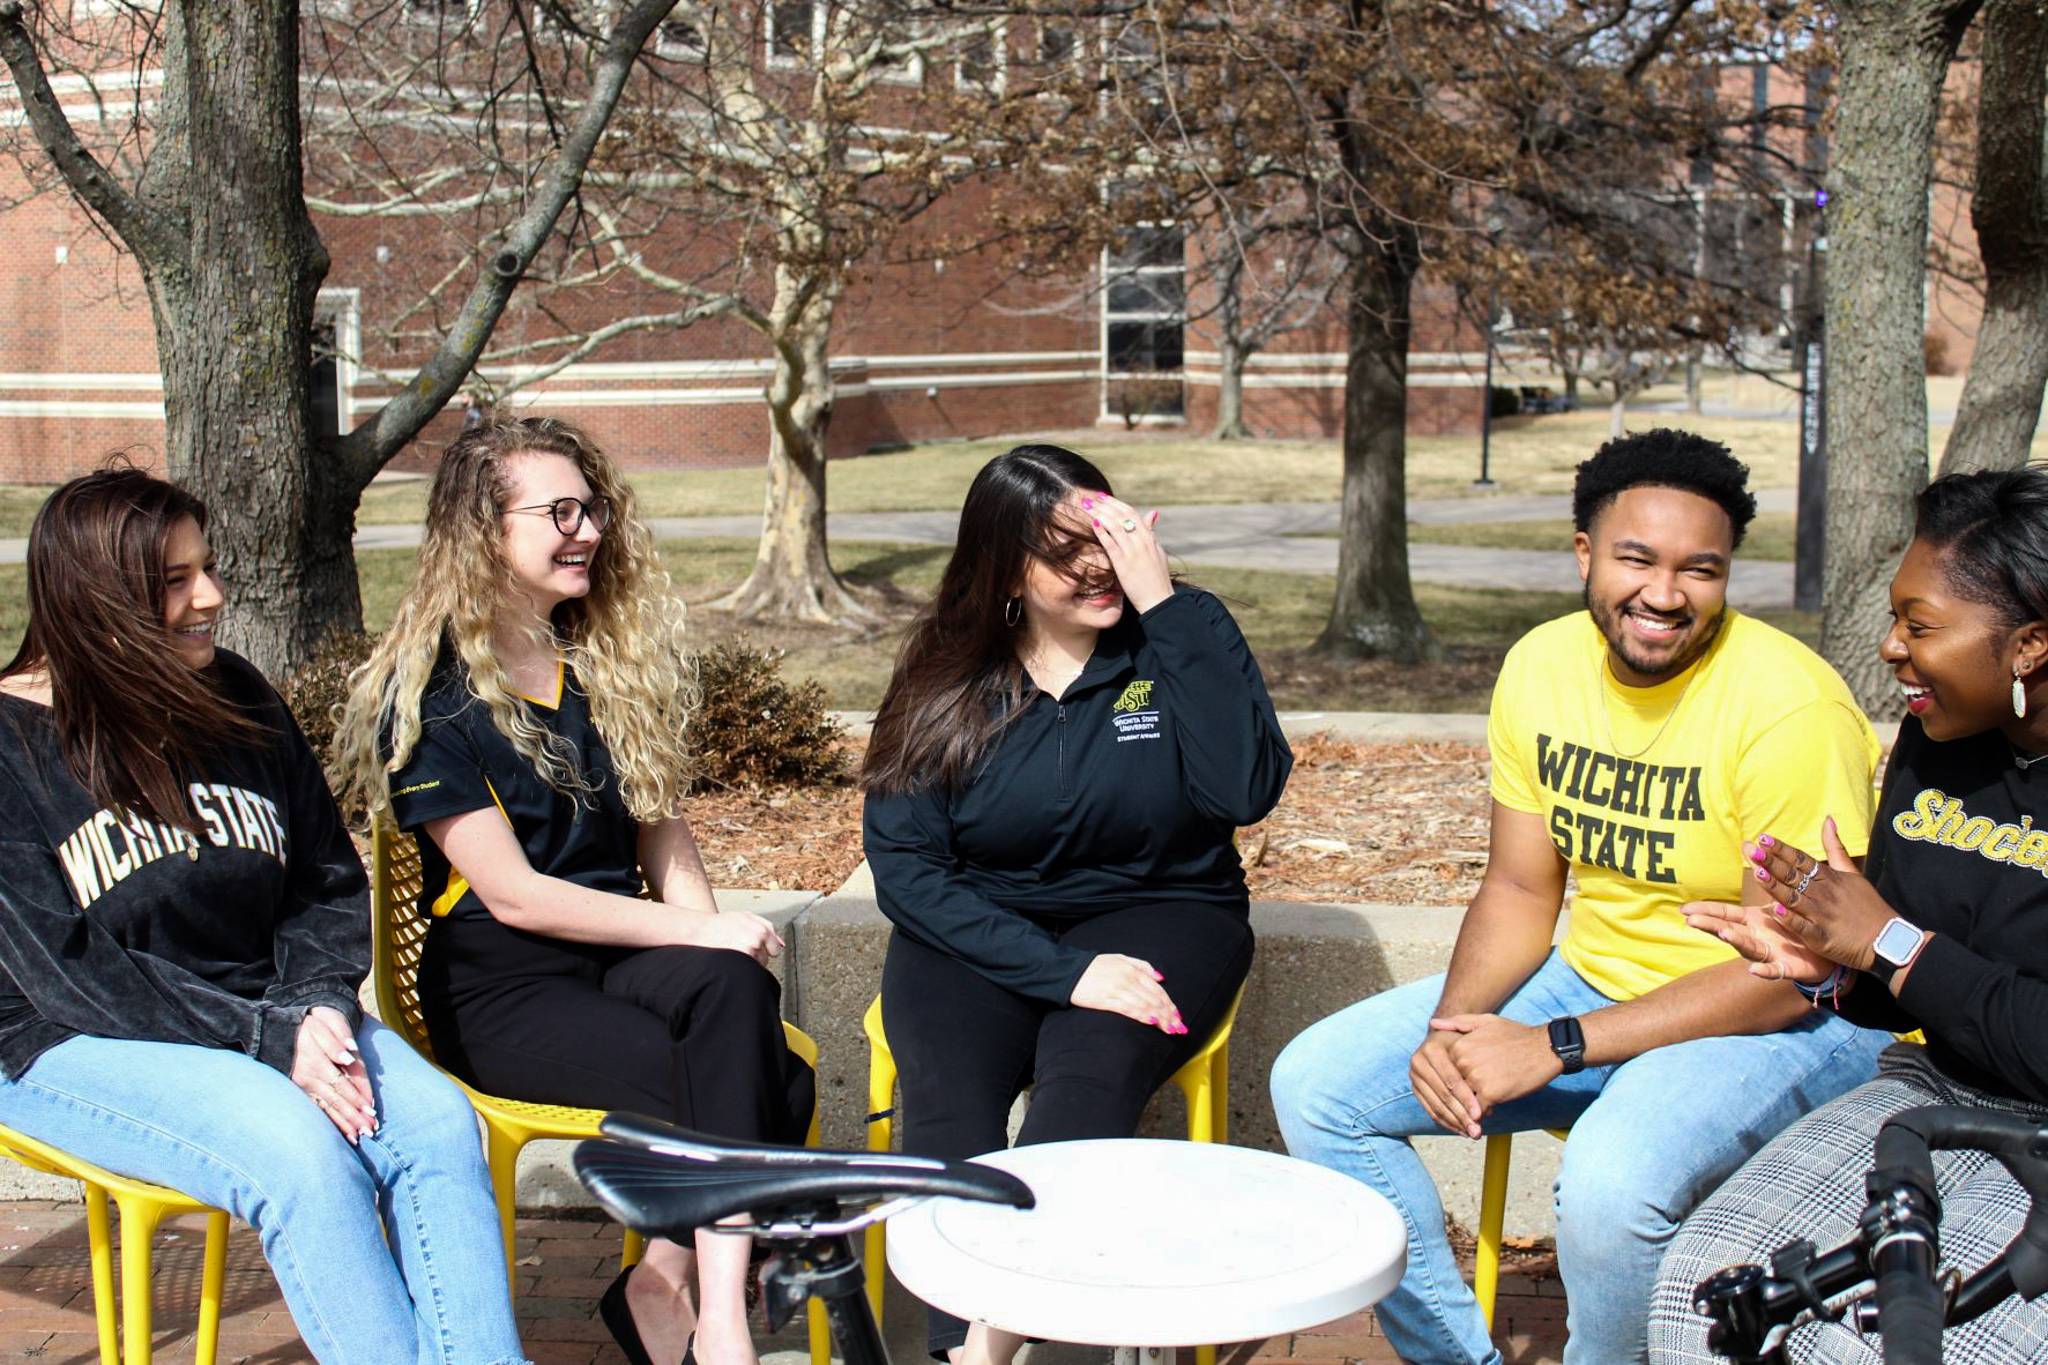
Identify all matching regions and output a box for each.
[306,0,1016,628]
[1821,0,1982,710]
[0,0,679,674]
[1938,0,2048,475]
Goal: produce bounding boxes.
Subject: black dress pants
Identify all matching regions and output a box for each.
[881,901,1256,1356]
[424,922,815,1148]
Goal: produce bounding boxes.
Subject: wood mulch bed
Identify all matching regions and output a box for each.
[689,733,1492,904]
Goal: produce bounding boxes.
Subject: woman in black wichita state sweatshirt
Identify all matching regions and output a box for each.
[0,469,524,1365]
[862,444,1293,1365]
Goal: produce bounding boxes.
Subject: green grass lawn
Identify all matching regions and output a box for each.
[1406,511,1798,561]
[0,533,1819,713]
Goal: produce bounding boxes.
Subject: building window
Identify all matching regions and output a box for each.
[404,0,483,26]
[767,0,815,65]
[955,21,1006,94]
[655,15,706,56]
[1102,222,1185,418]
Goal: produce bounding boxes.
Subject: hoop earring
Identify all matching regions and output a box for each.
[1004,596,1022,628]
[2017,664,2031,720]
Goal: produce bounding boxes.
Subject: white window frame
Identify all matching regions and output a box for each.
[765,0,820,69]
[953,19,1007,95]
[1099,220,1187,420]
[404,0,485,27]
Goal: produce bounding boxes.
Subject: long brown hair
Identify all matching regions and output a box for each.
[4,466,266,829]
[862,444,1115,795]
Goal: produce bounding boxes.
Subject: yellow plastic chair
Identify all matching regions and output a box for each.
[371,822,830,1365]
[862,985,1246,1365]
[0,1119,228,1365]
[1474,1129,1570,1331]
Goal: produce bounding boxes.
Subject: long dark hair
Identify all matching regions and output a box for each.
[4,466,266,829]
[1914,465,2048,629]
[862,444,1114,795]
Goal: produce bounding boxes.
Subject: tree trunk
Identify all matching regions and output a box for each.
[1940,0,2048,476]
[1213,336,1250,440]
[150,3,347,676]
[1822,0,1982,714]
[1609,389,1628,437]
[714,275,878,625]
[1211,261,1251,440]
[1315,236,1438,662]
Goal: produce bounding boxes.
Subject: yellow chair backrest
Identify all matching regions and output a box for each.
[370,821,437,1062]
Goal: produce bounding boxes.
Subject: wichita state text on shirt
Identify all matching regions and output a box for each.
[58,783,289,908]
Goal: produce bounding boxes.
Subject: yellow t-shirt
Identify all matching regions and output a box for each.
[1488,609,1880,1002]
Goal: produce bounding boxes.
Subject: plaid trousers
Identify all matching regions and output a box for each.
[1648,1043,2048,1364]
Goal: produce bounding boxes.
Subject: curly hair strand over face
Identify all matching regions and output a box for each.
[336,417,696,826]
[1572,427,1758,549]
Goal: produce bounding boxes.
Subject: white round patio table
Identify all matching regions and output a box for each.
[884,1138,1406,1363]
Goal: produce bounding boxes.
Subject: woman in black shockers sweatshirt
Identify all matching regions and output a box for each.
[1647,468,2048,1361]
[0,469,525,1364]
[862,444,1294,1365]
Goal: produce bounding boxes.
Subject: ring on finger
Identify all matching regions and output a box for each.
[1119,517,1138,532]
[1792,865,1818,898]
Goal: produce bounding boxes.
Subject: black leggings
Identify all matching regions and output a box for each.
[424,935,815,1148]
[881,901,1256,1356]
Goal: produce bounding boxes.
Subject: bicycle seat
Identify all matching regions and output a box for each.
[574,1117,1034,1241]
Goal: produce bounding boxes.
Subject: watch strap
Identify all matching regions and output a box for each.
[1547,1016,1586,1075]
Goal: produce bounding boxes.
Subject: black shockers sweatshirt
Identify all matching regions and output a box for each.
[0,651,369,1080]
[863,586,1294,1002]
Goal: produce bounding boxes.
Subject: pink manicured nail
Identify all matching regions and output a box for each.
[1755,868,1770,883]
[1081,497,1094,507]
[1773,903,1787,919]
[1750,847,1767,864]
[1092,518,1101,526]
[1758,834,1774,848]
[1147,1016,1158,1025]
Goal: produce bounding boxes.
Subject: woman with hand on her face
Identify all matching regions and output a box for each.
[0,468,526,1364]
[337,419,813,1365]
[1647,466,2048,1362]
[862,444,1293,1365]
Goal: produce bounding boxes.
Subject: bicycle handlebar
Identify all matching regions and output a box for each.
[1698,1105,2048,1365]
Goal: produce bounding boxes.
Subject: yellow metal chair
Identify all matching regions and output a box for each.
[861,985,1246,1365]
[1474,1129,1570,1331]
[0,1119,228,1365]
[371,822,830,1365]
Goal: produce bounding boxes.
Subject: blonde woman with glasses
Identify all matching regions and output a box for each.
[339,418,814,1365]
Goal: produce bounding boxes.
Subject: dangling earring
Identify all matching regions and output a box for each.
[1004,596,1022,628]
[2017,664,2031,720]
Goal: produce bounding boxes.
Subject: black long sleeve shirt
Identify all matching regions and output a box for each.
[1834,714,2048,1103]
[0,651,368,1079]
[863,587,1293,1002]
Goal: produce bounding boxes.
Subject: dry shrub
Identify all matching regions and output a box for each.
[688,639,846,792]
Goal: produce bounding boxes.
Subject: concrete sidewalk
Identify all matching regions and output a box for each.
[0,1200,1565,1363]
[343,488,1800,610]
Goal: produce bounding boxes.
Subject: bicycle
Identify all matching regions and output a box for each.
[574,1113,1035,1365]
[1695,1105,2048,1364]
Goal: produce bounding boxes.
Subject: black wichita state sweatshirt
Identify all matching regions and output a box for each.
[862,586,1294,1002]
[0,651,368,1079]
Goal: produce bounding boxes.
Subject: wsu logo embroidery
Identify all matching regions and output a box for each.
[1113,680,1156,713]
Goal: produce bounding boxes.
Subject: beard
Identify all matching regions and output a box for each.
[1583,582,1726,681]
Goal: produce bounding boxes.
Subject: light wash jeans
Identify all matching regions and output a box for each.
[0,1017,526,1365]
[1270,950,1887,1365]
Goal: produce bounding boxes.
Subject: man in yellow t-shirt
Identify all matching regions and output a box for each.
[1272,429,1890,1365]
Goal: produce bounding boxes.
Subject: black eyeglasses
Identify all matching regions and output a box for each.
[505,495,612,535]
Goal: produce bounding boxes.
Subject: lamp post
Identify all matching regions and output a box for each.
[1475,286,1498,488]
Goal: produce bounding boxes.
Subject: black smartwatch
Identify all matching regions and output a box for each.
[1547,1016,1587,1075]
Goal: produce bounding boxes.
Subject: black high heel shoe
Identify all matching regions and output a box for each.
[598,1264,658,1365]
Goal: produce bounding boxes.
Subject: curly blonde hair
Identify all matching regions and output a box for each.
[336,416,696,826]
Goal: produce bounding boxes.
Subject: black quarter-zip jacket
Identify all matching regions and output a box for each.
[863,587,1294,1003]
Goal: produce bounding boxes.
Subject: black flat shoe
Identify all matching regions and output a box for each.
[598,1264,658,1365]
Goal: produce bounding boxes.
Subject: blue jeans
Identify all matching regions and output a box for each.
[1270,951,1887,1365]
[0,1018,526,1365]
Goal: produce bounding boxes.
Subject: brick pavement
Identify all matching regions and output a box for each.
[0,1201,1565,1364]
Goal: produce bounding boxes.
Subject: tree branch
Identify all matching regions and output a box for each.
[0,0,179,263]
[335,0,676,481]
